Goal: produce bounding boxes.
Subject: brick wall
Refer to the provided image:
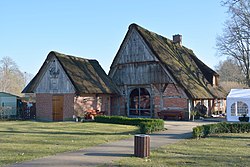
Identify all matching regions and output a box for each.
[163,84,188,109]
[119,96,127,116]
[36,93,53,121]
[63,93,74,120]
[99,94,111,115]
[110,96,127,116]
[163,98,187,108]
[110,83,189,119]
[152,83,188,119]
[164,84,182,96]
[36,93,74,121]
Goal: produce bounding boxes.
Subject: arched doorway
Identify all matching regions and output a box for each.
[129,88,151,117]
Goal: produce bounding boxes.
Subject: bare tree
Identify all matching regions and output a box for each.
[215,58,245,83]
[220,81,247,92]
[216,0,250,86]
[0,56,26,95]
[215,58,247,92]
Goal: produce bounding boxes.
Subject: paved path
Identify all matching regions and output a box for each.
[7,121,212,167]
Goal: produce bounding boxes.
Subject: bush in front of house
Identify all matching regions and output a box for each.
[193,122,250,139]
[95,115,165,134]
[139,121,165,134]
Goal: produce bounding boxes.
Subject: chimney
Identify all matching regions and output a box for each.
[173,34,182,46]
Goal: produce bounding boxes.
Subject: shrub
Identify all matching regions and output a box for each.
[139,120,165,134]
[193,122,250,139]
[95,116,164,134]
[192,125,204,139]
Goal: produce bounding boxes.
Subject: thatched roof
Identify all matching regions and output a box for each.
[111,23,227,99]
[22,51,118,94]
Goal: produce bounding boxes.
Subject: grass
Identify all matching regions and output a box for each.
[0,121,139,167]
[108,133,250,167]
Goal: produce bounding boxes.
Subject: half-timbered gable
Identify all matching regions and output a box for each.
[109,23,227,120]
[110,27,173,86]
[35,57,75,93]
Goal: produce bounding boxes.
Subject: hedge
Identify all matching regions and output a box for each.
[95,115,165,134]
[193,122,250,139]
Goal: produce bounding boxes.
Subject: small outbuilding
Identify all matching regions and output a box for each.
[22,51,118,121]
[226,89,250,122]
[0,92,18,118]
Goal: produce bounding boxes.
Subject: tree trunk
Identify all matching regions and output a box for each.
[246,76,250,87]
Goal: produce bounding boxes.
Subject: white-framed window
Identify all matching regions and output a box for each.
[231,101,248,116]
[231,103,235,116]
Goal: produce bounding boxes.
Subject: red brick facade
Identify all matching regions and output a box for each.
[36,93,53,121]
[163,98,187,108]
[110,83,189,119]
[110,95,128,116]
[163,84,188,109]
[98,94,111,115]
[36,93,74,121]
[63,94,74,120]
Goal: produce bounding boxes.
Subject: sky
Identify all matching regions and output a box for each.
[0,0,228,76]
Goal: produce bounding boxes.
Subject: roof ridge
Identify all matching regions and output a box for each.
[50,51,97,62]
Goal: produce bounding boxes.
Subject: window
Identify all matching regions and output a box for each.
[231,103,236,116]
[129,88,151,117]
[231,101,248,116]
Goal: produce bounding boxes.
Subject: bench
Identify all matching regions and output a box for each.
[158,110,184,120]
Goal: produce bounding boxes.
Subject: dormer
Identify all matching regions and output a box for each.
[213,75,219,87]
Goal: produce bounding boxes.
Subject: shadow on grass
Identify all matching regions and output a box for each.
[150,132,192,139]
[84,152,132,157]
[209,134,250,140]
[0,130,138,136]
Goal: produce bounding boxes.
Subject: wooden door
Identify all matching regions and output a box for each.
[52,96,64,121]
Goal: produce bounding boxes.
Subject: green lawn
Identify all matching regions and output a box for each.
[109,133,250,167]
[0,121,139,167]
